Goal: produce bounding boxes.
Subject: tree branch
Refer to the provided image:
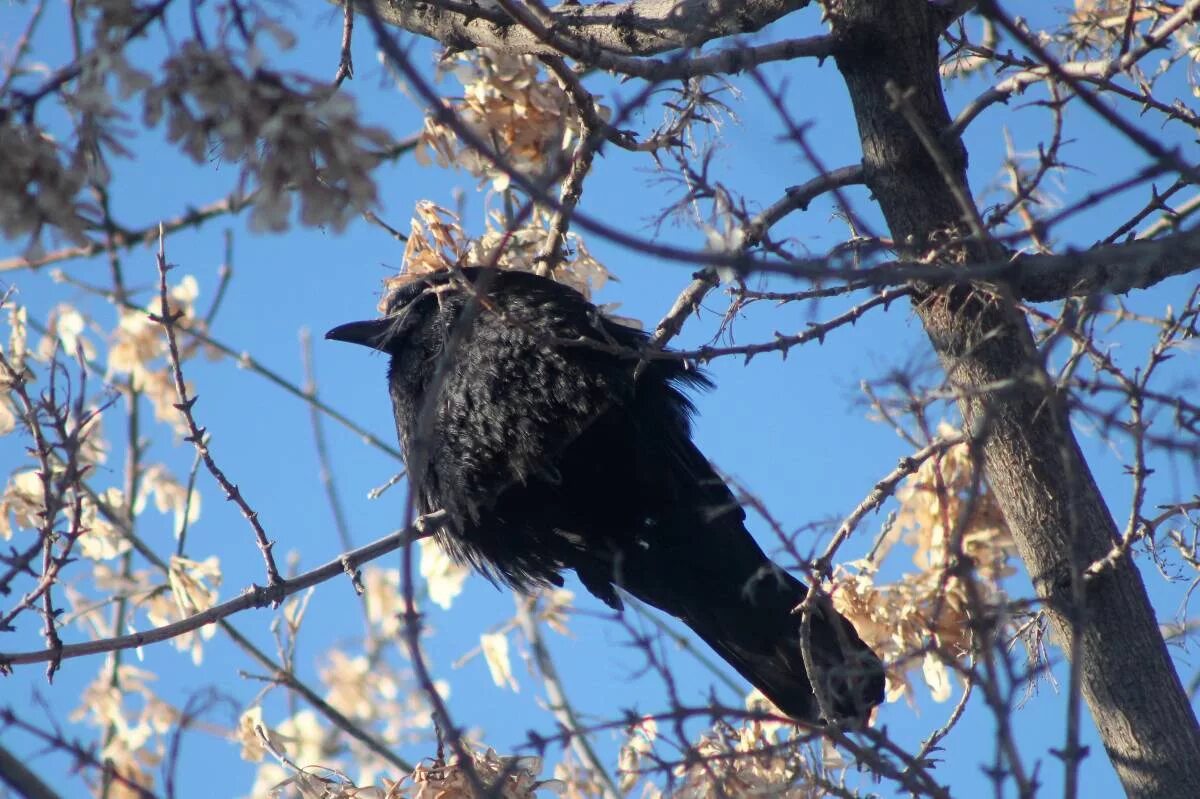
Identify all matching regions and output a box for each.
[844,225,1200,300]
[0,741,61,799]
[1011,225,1200,301]
[0,512,442,670]
[350,0,813,60]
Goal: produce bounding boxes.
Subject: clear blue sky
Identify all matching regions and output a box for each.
[2,3,1196,797]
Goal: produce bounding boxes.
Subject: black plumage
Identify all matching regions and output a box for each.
[327,267,884,722]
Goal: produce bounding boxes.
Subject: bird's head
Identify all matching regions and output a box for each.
[324,270,466,353]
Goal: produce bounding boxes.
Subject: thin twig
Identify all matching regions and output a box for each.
[533,55,601,276]
[816,433,966,576]
[0,189,255,274]
[52,270,404,460]
[151,231,283,589]
[301,328,354,551]
[516,595,622,799]
[333,2,354,86]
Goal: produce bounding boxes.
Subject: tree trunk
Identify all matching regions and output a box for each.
[826,1,1200,795]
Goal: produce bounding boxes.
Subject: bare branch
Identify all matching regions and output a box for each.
[1009,224,1200,301]
[51,270,406,461]
[152,233,284,591]
[667,285,912,362]
[333,1,355,86]
[534,55,601,275]
[0,741,61,799]
[816,433,966,576]
[0,190,253,274]
[515,596,622,799]
[350,0,813,60]
[977,0,1199,184]
[0,512,443,670]
[649,165,866,352]
[951,0,1200,135]
[743,165,865,249]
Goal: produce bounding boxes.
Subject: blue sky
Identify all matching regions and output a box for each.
[2,2,1198,797]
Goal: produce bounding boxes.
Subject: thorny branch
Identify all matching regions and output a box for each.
[151,233,284,592]
[0,511,442,670]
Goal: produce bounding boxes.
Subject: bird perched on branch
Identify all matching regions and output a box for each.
[327,266,884,722]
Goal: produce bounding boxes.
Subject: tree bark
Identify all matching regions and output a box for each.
[826,1,1200,796]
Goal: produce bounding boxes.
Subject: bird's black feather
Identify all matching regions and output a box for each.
[328,267,885,722]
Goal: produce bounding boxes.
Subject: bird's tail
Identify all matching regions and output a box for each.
[677,565,884,722]
[620,548,884,723]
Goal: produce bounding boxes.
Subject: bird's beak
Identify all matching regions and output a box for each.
[325,318,394,351]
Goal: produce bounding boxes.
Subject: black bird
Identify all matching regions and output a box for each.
[327,267,884,722]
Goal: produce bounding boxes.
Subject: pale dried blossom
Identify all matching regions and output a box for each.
[552,751,615,799]
[0,396,15,437]
[463,209,611,301]
[70,660,181,798]
[60,577,114,641]
[832,425,1015,703]
[381,203,613,312]
[1072,0,1177,27]
[3,303,30,385]
[536,588,574,637]
[135,463,202,538]
[76,407,109,467]
[99,743,160,799]
[102,554,220,665]
[238,706,273,763]
[384,679,450,747]
[247,743,550,799]
[419,535,470,610]
[702,189,748,264]
[107,273,207,435]
[0,470,44,541]
[249,709,341,799]
[271,709,335,763]
[245,713,398,797]
[671,722,831,799]
[81,0,149,43]
[404,748,553,799]
[78,487,132,560]
[416,49,601,192]
[321,650,400,721]
[283,589,313,632]
[480,631,519,692]
[253,767,392,799]
[0,119,91,253]
[406,50,618,303]
[1066,1,1199,82]
[364,566,404,638]
[168,554,221,615]
[743,689,792,739]
[35,303,99,363]
[316,650,447,784]
[144,42,391,233]
[617,717,658,794]
[90,560,146,598]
